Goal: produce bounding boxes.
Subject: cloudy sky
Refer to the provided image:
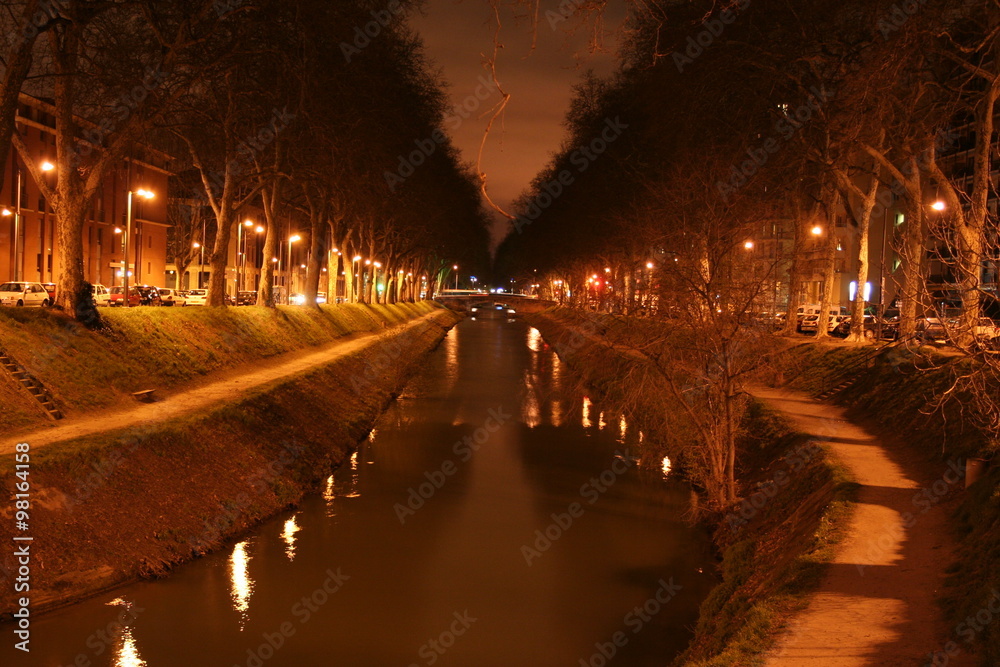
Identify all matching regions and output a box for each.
[409,0,626,244]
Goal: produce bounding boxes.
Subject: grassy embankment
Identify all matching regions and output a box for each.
[526,308,857,667]
[0,302,459,615]
[0,301,435,434]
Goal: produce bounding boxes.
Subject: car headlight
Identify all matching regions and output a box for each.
[507,309,516,314]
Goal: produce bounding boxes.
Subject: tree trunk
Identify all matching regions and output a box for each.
[848,176,879,342]
[816,189,841,340]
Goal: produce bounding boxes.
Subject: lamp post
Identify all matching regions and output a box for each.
[286,234,301,303]
[453,264,458,290]
[193,241,204,290]
[2,166,23,281]
[123,188,154,307]
[236,220,253,293]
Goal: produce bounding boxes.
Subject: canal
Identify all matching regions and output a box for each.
[12,310,717,666]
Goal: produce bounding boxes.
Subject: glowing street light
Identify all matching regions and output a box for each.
[744,240,755,250]
[811,225,823,236]
[931,200,946,211]
[41,161,54,172]
[646,262,654,270]
[122,188,154,306]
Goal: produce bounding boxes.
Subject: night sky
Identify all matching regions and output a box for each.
[411,0,625,244]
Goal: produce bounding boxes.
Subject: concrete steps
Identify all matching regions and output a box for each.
[0,350,64,421]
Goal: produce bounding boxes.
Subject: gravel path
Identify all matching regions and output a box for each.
[754,387,974,667]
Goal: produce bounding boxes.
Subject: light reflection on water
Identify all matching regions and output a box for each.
[280,515,300,561]
[228,541,253,629]
[106,599,146,667]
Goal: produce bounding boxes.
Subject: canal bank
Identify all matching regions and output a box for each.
[0,305,459,617]
[524,309,860,666]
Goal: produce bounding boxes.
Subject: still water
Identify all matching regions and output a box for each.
[13,311,716,667]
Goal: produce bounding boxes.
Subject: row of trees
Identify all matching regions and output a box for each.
[0,0,490,310]
[496,0,1000,507]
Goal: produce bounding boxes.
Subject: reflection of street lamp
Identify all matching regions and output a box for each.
[123,188,154,307]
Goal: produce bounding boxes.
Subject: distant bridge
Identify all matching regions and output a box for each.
[433,292,557,314]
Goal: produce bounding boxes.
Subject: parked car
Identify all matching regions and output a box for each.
[915,317,949,343]
[237,290,257,306]
[185,289,208,306]
[0,281,50,307]
[795,305,848,332]
[800,313,845,334]
[316,291,328,305]
[108,286,141,307]
[41,282,56,304]
[92,283,111,307]
[831,315,891,340]
[135,285,163,306]
[157,288,187,306]
[972,317,1000,342]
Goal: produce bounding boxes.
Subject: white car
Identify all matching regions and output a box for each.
[92,284,111,306]
[158,288,187,306]
[185,289,208,306]
[0,281,50,307]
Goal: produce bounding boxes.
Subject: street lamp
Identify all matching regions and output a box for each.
[193,241,204,290]
[811,225,823,236]
[123,188,154,307]
[236,220,254,293]
[453,264,459,290]
[286,234,301,303]
[931,200,946,212]
[744,240,755,250]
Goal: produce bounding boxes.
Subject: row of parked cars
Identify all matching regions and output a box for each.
[0,281,263,308]
[778,303,1000,346]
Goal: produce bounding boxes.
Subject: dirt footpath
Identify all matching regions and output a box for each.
[0,313,445,455]
[754,387,974,667]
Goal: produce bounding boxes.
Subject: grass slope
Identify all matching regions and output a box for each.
[0,302,439,433]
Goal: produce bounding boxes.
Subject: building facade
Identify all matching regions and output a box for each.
[0,95,171,288]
